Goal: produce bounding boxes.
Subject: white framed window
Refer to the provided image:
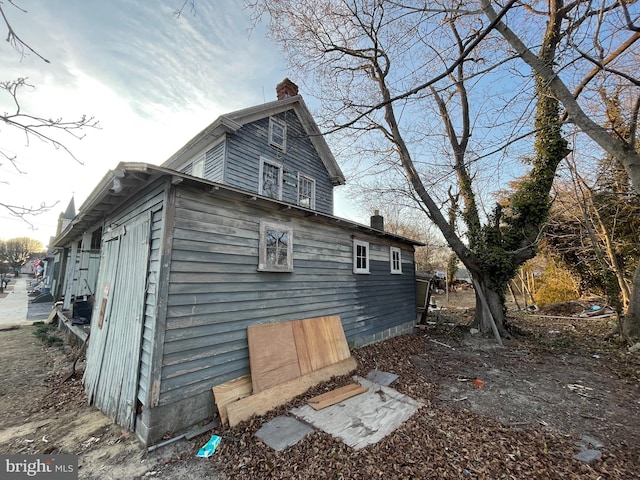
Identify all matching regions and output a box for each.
[269,117,287,151]
[353,239,370,274]
[298,174,316,209]
[259,157,283,200]
[192,154,205,178]
[390,247,402,274]
[258,221,293,272]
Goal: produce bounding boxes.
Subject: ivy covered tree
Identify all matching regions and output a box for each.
[251,0,639,341]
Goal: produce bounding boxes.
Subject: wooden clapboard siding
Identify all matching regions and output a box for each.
[224,113,334,214]
[136,207,165,405]
[156,185,416,406]
[205,141,225,183]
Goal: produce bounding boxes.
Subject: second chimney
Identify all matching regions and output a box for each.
[276,78,299,100]
[370,210,384,231]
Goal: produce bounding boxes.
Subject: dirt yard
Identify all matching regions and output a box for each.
[1,300,639,479]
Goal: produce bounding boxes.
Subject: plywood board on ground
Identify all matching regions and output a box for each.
[292,316,351,374]
[308,383,368,410]
[248,322,301,393]
[291,377,423,450]
[226,357,357,427]
[212,374,253,425]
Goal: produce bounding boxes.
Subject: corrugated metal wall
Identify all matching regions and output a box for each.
[157,186,415,406]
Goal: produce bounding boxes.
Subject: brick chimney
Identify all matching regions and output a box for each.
[276,78,299,100]
[370,210,384,231]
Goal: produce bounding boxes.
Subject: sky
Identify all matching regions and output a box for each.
[0,0,364,247]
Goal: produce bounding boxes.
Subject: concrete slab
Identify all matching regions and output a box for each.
[1,277,31,327]
[290,377,422,450]
[0,277,52,328]
[366,370,399,386]
[255,416,314,451]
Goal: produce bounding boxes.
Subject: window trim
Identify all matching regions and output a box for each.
[259,156,283,200]
[353,239,370,274]
[390,247,402,274]
[258,221,294,272]
[268,117,287,151]
[297,174,316,209]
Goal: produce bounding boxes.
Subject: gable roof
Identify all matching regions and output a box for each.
[161,95,346,186]
[53,162,422,248]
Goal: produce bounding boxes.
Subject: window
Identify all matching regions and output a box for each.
[390,247,402,274]
[298,174,316,209]
[258,222,293,272]
[353,239,370,274]
[192,154,205,178]
[259,157,283,200]
[269,118,287,151]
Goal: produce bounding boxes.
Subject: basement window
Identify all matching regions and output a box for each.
[258,221,293,272]
[353,239,370,274]
[390,247,402,274]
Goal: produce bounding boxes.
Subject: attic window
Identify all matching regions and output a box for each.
[192,154,205,178]
[258,221,293,272]
[259,157,283,200]
[298,174,315,209]
[269,118,287,151]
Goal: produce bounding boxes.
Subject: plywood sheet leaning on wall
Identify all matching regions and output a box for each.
[223,315,356,427]
[247,322,301,393]
[212,375,253,426]
[292,316,351,374]
[247,315,351,393]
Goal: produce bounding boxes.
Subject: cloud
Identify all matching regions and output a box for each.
[0,0,293,244]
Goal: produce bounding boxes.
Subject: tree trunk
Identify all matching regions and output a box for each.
[623,263,640,340]
[471,276,508,338]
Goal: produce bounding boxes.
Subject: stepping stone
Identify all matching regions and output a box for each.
[366,370,398,386]
[573,449,602,464]
[254,416,314,451]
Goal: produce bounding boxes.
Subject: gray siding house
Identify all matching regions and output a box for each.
[53,80,423,445]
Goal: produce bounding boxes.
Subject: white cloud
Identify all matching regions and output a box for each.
[1,0,292,245]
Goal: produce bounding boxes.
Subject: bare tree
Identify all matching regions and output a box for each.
[0,1,98,224]
[479,0,639,336]
[250,0,639,340]
[0,236,43,274]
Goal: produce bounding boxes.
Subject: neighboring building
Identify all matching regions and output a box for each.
[52,79,423,445]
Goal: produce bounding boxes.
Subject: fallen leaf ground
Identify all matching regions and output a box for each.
[1,301,639,479]
[203,311,639,479]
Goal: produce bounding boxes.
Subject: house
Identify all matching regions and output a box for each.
[51,79,423,445]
